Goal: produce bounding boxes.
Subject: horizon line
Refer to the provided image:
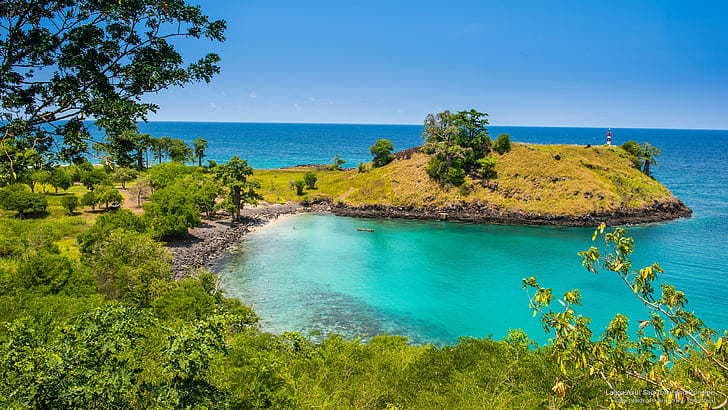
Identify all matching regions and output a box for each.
[139,119,728,132]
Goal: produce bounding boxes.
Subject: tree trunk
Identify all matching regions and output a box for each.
[232,187,241,220]
[136,150,144,170]
[643,161,651,177]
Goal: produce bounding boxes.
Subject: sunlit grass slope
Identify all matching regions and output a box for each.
[253,143,676,216]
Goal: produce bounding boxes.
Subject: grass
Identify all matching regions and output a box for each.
[253,143,676,216]
[0,183,132,261]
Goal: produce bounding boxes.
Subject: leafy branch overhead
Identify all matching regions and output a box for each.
[0,0,226,181]
[523,224,728,407]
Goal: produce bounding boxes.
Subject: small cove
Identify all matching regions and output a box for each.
[219,214,727,345]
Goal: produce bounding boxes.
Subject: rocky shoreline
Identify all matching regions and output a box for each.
[165,201,331,277]
[330,198,692,227]
[166,198,690,276]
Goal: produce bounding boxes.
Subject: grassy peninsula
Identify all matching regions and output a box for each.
[254,143,689,225]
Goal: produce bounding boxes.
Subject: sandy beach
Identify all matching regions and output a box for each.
[166,201,330,277]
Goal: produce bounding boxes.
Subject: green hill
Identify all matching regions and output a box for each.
[253,143,690,224]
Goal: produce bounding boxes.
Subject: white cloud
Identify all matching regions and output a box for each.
[293,103,302,112]
[248,91,257,99]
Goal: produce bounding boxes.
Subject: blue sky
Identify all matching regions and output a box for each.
[147,0,728,129]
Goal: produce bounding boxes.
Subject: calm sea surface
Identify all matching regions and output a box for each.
[129,122,727,344]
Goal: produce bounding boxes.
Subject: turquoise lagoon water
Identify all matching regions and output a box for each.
[121,122,726,344]
[218,214,725,345]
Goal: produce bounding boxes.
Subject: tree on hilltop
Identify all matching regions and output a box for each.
[621,141,661,177]
[422,109,492,185]
[370,139,395,167]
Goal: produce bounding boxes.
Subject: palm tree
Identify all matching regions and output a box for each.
[193,138,209,167]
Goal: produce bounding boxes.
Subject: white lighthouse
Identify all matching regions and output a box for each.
[606,128,613,146]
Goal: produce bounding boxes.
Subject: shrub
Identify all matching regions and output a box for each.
[293,180,306,196]
[15,251,83,295]
[358,162,368,173]
[459,181,473,196]
[143,185,201,239]
[60,195,79,215]
[84,230,172,306]
[477,157,497,179]
[0,184,48,217]
[446,167,466,186]
[329,155,346,170]
[493,134,511,154]
[370,139,394,167]
[78,209,147,254]
[303,172,317,189]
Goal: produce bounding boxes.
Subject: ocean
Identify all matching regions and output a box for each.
[128,122,728,344]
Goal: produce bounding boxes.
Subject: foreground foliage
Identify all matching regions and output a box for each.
[0,198,725,408]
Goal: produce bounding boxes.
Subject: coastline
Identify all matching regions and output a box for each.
[165,197,690,277]
[165,201,331,277]
[330,198,692,227]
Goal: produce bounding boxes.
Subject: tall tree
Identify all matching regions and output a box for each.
[0,1,226,183]
[370,139,394,167]
[422,109,491,185]
[151,136,172,164]
[621,141,661,177]
[193,138,209,167]
[214,156,261,220]
[167,139,193,163]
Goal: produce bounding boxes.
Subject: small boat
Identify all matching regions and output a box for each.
[356,227,375,232]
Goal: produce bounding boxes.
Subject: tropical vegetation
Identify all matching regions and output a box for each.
[1,1,721,408]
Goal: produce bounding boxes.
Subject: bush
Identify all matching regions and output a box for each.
[477,157,498,179]
[60,195,79,215]
[0,184,48,217]
[329,155,346,170]
[493,134,511,154]
[84,230,172,305]
[143,185,201,239]
[303,172,317,189]
[446,167,466,186]
[78,209,147,254]
[15,251,87,295]
[370,138,394,167]
[293,180,306,196]
[459,181,473,196]
[358,162,368,173]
